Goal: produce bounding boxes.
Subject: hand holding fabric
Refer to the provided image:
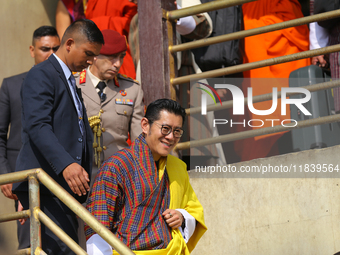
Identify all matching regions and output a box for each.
[163,209,184,229]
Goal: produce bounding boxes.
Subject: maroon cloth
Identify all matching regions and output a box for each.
[62,0,86,22]
[100,30,127,55]
[85,0,137,78]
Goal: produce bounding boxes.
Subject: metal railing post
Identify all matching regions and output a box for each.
[28,175,41,255]
[138,0,176,105]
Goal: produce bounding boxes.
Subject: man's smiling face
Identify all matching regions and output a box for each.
[142,110,183,161]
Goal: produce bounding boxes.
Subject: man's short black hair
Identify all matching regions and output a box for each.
[145,99,186,125]
[32,26,59,45]
[61,19,104,45]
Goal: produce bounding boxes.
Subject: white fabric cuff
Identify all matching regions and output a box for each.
[309,22,329,50]
[176,4,196,35]
[87,234,112,255]
[175,208,196,243]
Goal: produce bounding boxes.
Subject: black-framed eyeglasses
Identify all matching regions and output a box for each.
[153,122,184,138]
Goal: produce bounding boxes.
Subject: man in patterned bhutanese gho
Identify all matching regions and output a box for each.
[85,99,207,255]
[76,29,144,183]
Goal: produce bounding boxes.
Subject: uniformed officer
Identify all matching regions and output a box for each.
[76,29,144,180]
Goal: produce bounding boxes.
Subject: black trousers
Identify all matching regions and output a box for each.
[16,192,79,255]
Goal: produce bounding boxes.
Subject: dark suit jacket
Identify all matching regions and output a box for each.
[0,72,27,174]
[14,55,93,203]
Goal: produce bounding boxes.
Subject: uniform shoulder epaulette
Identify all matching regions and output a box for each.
[118,73,140,84]
[79,69,87,84]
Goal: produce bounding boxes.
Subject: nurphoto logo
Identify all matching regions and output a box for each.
[199,83,312,128]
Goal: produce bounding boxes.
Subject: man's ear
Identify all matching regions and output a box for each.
[141,117,149,135]
[29,45,35,58]
[65,38,75,52]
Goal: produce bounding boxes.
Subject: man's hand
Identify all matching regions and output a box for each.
[162,209,184,229]
[0,183,18,200]
[216,89,228,100]
[18,201,28,225]
[312,55,328,68]
[62,163,90,196]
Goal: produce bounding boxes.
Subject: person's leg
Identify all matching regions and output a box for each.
[40,195,79,255]
[16,192,79,255]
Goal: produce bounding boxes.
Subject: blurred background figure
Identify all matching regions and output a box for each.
[55,0,137,79]
[55,0,87,38]
[234,0,310,161]
[0,25,60,250]
[310,0,340,113]
[85,0,137,78]
[191,1,244,164]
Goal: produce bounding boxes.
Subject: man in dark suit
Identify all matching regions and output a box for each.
[0,26,60,250]
[13,19,104,255]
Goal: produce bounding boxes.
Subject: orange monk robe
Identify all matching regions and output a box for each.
[234,0,310,161]
[86,0,137,79]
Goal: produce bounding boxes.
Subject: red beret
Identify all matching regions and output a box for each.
[100,29,127,55]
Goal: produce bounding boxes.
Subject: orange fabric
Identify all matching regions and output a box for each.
[126,132,131,146]
[235,0,310,161]
[86,0,137,79]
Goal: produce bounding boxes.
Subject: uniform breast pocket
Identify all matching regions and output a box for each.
[115,105,133,132]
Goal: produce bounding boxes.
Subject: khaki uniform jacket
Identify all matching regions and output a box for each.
[76,70,144,169]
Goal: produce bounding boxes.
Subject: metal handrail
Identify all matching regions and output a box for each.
[36,170,134,255]
[171,44,340,85]
[16,248,30,255]
[167,0,255,20]
[0,210,29,222]
[167,3,340,152]
[0,169,134,255]
[175,114,340,151]
[37,208,86,255]
[170,9,340,53]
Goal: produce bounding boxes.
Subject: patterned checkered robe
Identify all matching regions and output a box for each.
[85,134,207,254]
